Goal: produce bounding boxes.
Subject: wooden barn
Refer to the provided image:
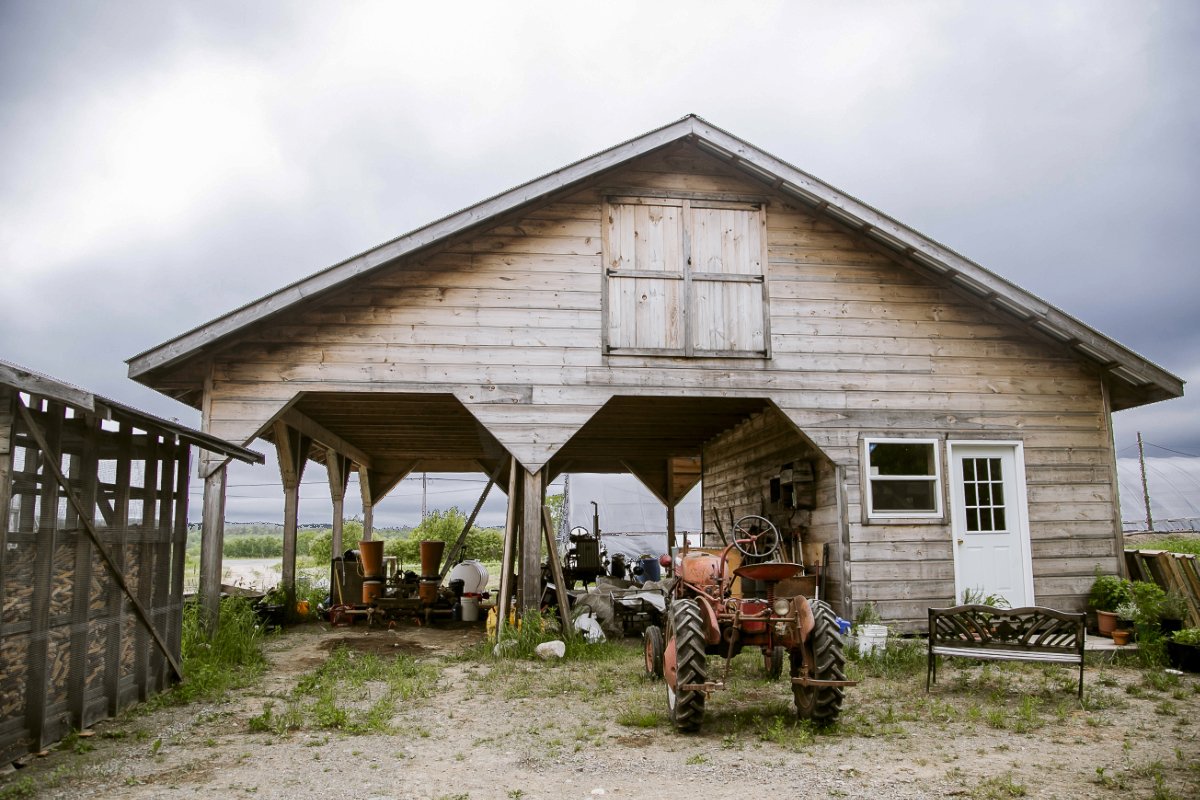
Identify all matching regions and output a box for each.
[126,115,1183,631]
[0,361,260,761]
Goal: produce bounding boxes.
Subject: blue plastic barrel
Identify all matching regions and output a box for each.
[640,557,662,583]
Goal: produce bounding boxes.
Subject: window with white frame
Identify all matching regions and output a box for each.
[602,196,769,357]
[863,438,942,518]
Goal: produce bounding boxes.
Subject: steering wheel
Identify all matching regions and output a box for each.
[731,515,780,559]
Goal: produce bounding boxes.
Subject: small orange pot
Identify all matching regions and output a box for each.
[1112,628,1132,646]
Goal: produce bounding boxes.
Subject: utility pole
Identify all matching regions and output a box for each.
[560,474,570,544]
[421,472,428,519]
[1137,432,1154,532]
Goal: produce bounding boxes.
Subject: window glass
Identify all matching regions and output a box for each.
[864,438,941,518]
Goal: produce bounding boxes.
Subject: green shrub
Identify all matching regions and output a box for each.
[173,597,267,704]
[1088,571,1132,612]
[1161,591,1188,621]
[382,509,503,568]
[308,530,333,563]
[1173,628,1200,646]
[223,535,283,559]
[1129,581,1167,626]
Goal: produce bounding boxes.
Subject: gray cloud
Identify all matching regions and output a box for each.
[3,2,1197,524]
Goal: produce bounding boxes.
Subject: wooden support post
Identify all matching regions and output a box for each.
[26,399,62,748]
[168,441,191,675]
[520,468,543,614]
[440,463,503,581]
[497,457,519,635]
[104,421,132,716]
[135,432,160,702]
[67,411,98,727]
[542,505,572,633]
[359,465,374,541]
[199,459,227,634]
[836,464,852,617]
[327,449,351,557]
[274,422,310,614]
[666,459,678,559]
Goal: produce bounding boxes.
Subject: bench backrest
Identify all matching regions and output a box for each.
[928,605,1085,655]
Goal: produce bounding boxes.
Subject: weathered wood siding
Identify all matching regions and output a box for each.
[189,141,1120,627]
[701,407,844,609]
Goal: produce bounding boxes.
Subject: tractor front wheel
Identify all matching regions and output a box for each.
[792,599,846,724]
[666,599,707,732]
[764,645,785,681]
[644,625,664,679]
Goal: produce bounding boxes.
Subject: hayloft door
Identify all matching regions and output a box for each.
[948,442,1034,608]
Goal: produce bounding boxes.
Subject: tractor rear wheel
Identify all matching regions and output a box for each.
[792,599,846,724]
[644,625,664,678]
[667,599,706,732]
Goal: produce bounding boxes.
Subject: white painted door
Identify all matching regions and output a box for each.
[949,443,1034,608]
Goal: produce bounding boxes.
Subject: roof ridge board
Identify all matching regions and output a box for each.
[688,120,1183,394]
[126,115,701,377]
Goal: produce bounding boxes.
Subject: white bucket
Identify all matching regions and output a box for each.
[448,560,489,595]
[857,624,888,656]
[461,595,481,622]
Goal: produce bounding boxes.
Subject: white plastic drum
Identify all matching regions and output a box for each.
[447,560,489,595]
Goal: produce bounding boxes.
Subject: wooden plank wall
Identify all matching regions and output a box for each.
[187,141,1121,629]
[701,407,844,610]
[0,396,187,762]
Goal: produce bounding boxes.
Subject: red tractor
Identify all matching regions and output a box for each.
[644,516,855,732]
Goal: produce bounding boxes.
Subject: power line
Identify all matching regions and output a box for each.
[1143,442,1200,459]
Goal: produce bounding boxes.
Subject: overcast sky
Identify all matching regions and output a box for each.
[2,1,1196,527]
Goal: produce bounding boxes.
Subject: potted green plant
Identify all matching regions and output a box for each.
[1159,591,1188,635]
[1168,628,1200,672]
[1113,602,1137,645]
[1088,572,1132,638]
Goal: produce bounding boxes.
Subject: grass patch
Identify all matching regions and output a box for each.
[277,646,439,735]
[616,708,661,728]
[143,596,268,708]
[1129,537,1200,556]
[970,772,1028,798]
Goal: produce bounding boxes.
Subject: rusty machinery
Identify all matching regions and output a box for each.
[644,515,857,732]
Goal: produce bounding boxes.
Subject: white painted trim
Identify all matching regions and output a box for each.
[861,437,943,520]
[947,440,1035,607]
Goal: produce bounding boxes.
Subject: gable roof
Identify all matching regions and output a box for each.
[127,114,1183,410]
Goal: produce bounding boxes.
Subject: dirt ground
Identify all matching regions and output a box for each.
[4,621,1199,800]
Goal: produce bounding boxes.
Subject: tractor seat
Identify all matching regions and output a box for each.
[732,562,804,583]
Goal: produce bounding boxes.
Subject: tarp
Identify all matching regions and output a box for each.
[1118,456,1200,532]
[564,473,703,560]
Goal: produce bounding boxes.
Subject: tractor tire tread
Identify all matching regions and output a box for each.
[669,600,706,732]
[793,599,846,724]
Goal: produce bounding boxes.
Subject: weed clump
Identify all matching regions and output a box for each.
[171,597,268,705]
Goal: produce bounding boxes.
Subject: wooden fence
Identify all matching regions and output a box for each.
[0,392,190,763]
[1124,549,1200,628]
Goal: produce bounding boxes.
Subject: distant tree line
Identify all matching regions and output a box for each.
[213,511,502,564]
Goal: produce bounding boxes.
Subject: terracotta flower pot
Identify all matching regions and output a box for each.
[1112,628,1132,646]
[1096,610,1118,638]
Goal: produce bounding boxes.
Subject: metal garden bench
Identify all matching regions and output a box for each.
[927,604,1087,698]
